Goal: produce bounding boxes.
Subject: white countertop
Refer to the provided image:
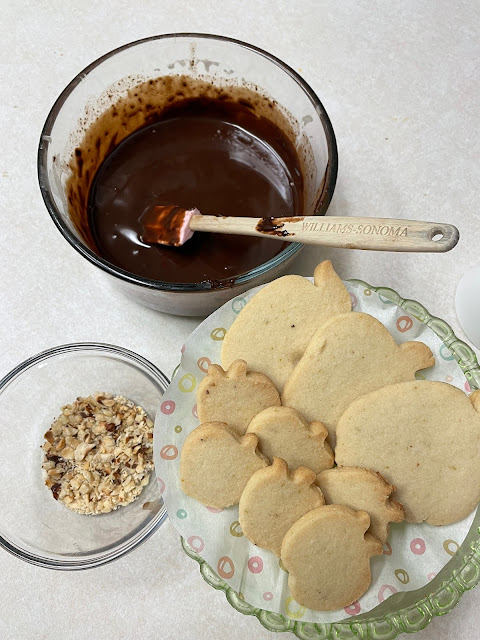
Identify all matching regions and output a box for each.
[1,1,479,638]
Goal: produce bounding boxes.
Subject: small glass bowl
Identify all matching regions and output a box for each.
[0,343,169,570]
[38,34,338,316]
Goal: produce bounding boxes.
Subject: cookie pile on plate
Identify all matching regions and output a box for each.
[180,261,480,611]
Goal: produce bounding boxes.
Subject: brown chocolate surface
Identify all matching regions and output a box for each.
[67,76,304,285]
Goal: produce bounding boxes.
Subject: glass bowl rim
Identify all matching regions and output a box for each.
[0,341,170,570]
[37,32,338,293]
[180,280,480,638]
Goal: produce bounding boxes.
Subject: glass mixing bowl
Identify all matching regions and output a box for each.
[0,343,169,569]
[38,34,337,316]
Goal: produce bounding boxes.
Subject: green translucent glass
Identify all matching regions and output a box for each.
[181,282,480,638]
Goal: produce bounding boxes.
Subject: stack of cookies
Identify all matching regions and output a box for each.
[180,261,480,611]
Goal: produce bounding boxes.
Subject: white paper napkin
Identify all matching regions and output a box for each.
[154,281,476,623]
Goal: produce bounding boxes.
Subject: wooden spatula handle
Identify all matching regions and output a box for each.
[189,215,459,252]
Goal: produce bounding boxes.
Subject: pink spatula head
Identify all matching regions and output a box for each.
[141,205,199,246]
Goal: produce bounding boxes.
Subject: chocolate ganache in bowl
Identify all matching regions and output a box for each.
[38,34,337,316]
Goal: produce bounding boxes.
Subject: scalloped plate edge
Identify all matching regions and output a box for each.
[180,280,480,638]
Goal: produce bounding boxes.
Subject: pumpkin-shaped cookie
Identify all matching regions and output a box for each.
[335,381,480,524]
[282,312,434,444]
[281,504,382,610]
[197,360,280,435]
[239,458,324,556]
[180,422,268,508]
[247,406,333,473]
[316,466,404,543]
[221,261,351,391]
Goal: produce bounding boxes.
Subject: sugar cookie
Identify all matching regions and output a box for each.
[246,406,334,473]
[280,504,382,611]
[180,422,268,508]
[221,260,351,390]
[196,360,280,436]
[335,381,480,524]
[282,312,434,444]
[239,457,324,556]
[316,467,405,543]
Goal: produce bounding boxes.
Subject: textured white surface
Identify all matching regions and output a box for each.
[456,263,480,349]
[1,1,479,638]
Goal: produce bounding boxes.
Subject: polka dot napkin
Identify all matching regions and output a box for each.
[154,280,476,623]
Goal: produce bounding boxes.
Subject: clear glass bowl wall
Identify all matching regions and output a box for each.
[0,343,169,569]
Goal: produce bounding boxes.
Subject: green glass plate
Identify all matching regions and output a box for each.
[180,281,480,639]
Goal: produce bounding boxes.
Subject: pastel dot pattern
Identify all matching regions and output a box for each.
[248,556,263,574]
[440,344,455,361]
[153,279,477,624]
[229,520,243,537]
[378,584,398,603]
[443,539,459,556]
[159,444,178,461]
[178,373,196,393]
[197,356,211,373]
[206,506,223,514]
[187,535,204,553]
[160,400,175,415]
[394,568,410,584]
[232,297,247,314]
[217,556,235,579]
[210,327,226,341]
[344,601,361,616]
[397,315,413,332]
[285,596,306,619]
[410,538,426,555]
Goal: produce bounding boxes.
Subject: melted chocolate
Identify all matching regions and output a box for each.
[69,77,304,285]
[256,216,304,237]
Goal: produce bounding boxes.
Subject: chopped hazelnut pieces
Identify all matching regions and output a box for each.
[42,392,154,515]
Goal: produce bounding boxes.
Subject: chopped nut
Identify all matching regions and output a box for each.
[79,483,91,495]
[74,442,95,461]
[51,483,61,500]
[42,393,154,515]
